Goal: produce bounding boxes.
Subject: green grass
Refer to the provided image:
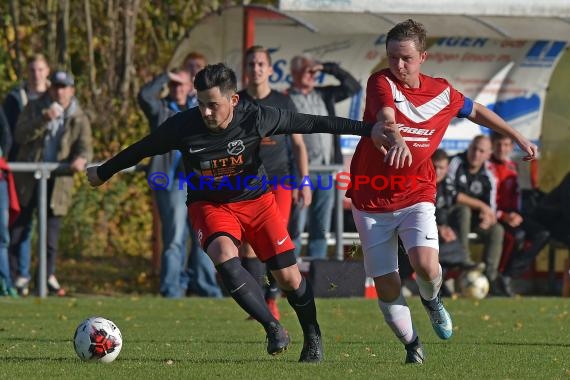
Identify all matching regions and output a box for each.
[1,297,569,379]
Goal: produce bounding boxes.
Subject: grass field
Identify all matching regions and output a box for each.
[1,296,569,379]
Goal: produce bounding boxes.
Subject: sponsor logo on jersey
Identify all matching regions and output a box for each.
[399,126,435,136]
[227,140,245,156]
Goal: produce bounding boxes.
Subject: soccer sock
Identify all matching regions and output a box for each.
[378,293,417,345]
[216,257,276,327]
[241,257,267,289]
[265,271,280,300]
[285,277,319,337]
[415,264,443,301]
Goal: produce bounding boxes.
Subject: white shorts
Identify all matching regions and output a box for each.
[352,202,439,278]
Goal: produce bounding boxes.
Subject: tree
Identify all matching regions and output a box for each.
[0,0,278,261]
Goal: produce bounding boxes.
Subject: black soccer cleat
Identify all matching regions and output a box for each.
[299,334,323,363]
[404,337,425,364]
[266,322,290,355]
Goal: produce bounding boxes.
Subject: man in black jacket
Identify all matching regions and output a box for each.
[447,136,504,293]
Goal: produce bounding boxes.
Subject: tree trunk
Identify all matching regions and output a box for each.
[46,0,58,69]
[8,0,23,78]
[106,0,118,94]
[84,0,99,95]
[56,0,71,69]
[119,0,140,114]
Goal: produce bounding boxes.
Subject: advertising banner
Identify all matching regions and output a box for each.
[422,38,566,153]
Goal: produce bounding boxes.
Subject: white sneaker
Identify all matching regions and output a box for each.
[48,275,66,296]
[14,277,30,297]
[47,275,61,290]
[15,276,29,288]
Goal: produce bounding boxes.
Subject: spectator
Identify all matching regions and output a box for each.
[138,65,221,299]
[10,70,93,296]
[447,135,505,295]
[287,54,361,259]
[432,149,480,270]
[237,45,311,320]
[0,108,19,297]
[3,53,51,161]
[178,52,221,297]
[0,108,11,159]
[489,132,550,296]
[182,51,207,80]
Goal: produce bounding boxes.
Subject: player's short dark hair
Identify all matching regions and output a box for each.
[432,148,449,162]
[245,45,272,65]
[194,63,237,95]
[490,131,512,142]
[387,19,427,53]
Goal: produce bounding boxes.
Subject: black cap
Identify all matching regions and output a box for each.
[50,71,75,87]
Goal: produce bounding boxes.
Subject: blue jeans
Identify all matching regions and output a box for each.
[0,179,13,288]
[155,181,221,298]
[9,181,60,281]
[289,172,335,259]
[186,229,222,298]
[155,183,190,298]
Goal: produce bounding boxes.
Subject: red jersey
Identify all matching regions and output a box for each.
[488,156,520,216]
[347,69,472,212]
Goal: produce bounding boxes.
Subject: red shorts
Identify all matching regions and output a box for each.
[188,192,295,262]
[271,185,292,224]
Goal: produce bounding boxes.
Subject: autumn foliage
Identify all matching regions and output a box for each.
[0,0,276,260]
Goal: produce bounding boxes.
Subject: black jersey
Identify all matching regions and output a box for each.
[435,175,458,225]
[98,100,372,204]
[448,151,497,212]
[237,90,297,179]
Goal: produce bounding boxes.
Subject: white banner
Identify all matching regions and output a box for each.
[422,38,566,154]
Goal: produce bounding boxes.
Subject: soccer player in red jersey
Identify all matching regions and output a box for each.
[87,63,386,363]
[346,19,537,364]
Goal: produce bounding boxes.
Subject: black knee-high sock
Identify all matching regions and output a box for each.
[241,257,267,289]
[285,277,319,337]
[217,257,276,328]
[265,271,280,300]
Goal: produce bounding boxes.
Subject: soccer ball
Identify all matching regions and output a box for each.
[73,317,123,363]
[458,270,490,300]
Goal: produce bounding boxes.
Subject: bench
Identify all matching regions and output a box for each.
[299,232,479,248]
[300,232,361,247]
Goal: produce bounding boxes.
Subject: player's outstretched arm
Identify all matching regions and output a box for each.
[468,102,538,161]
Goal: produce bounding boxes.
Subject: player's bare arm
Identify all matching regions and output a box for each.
[373,106,413,168]
[468,102,537,161]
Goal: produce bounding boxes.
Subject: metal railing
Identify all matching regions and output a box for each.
[7,162,349,298]
[305,164,346,260]
[7,162,73,298]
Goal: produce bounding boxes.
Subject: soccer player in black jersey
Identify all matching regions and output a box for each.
[87,63,386,363]
[238,45,311,321]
